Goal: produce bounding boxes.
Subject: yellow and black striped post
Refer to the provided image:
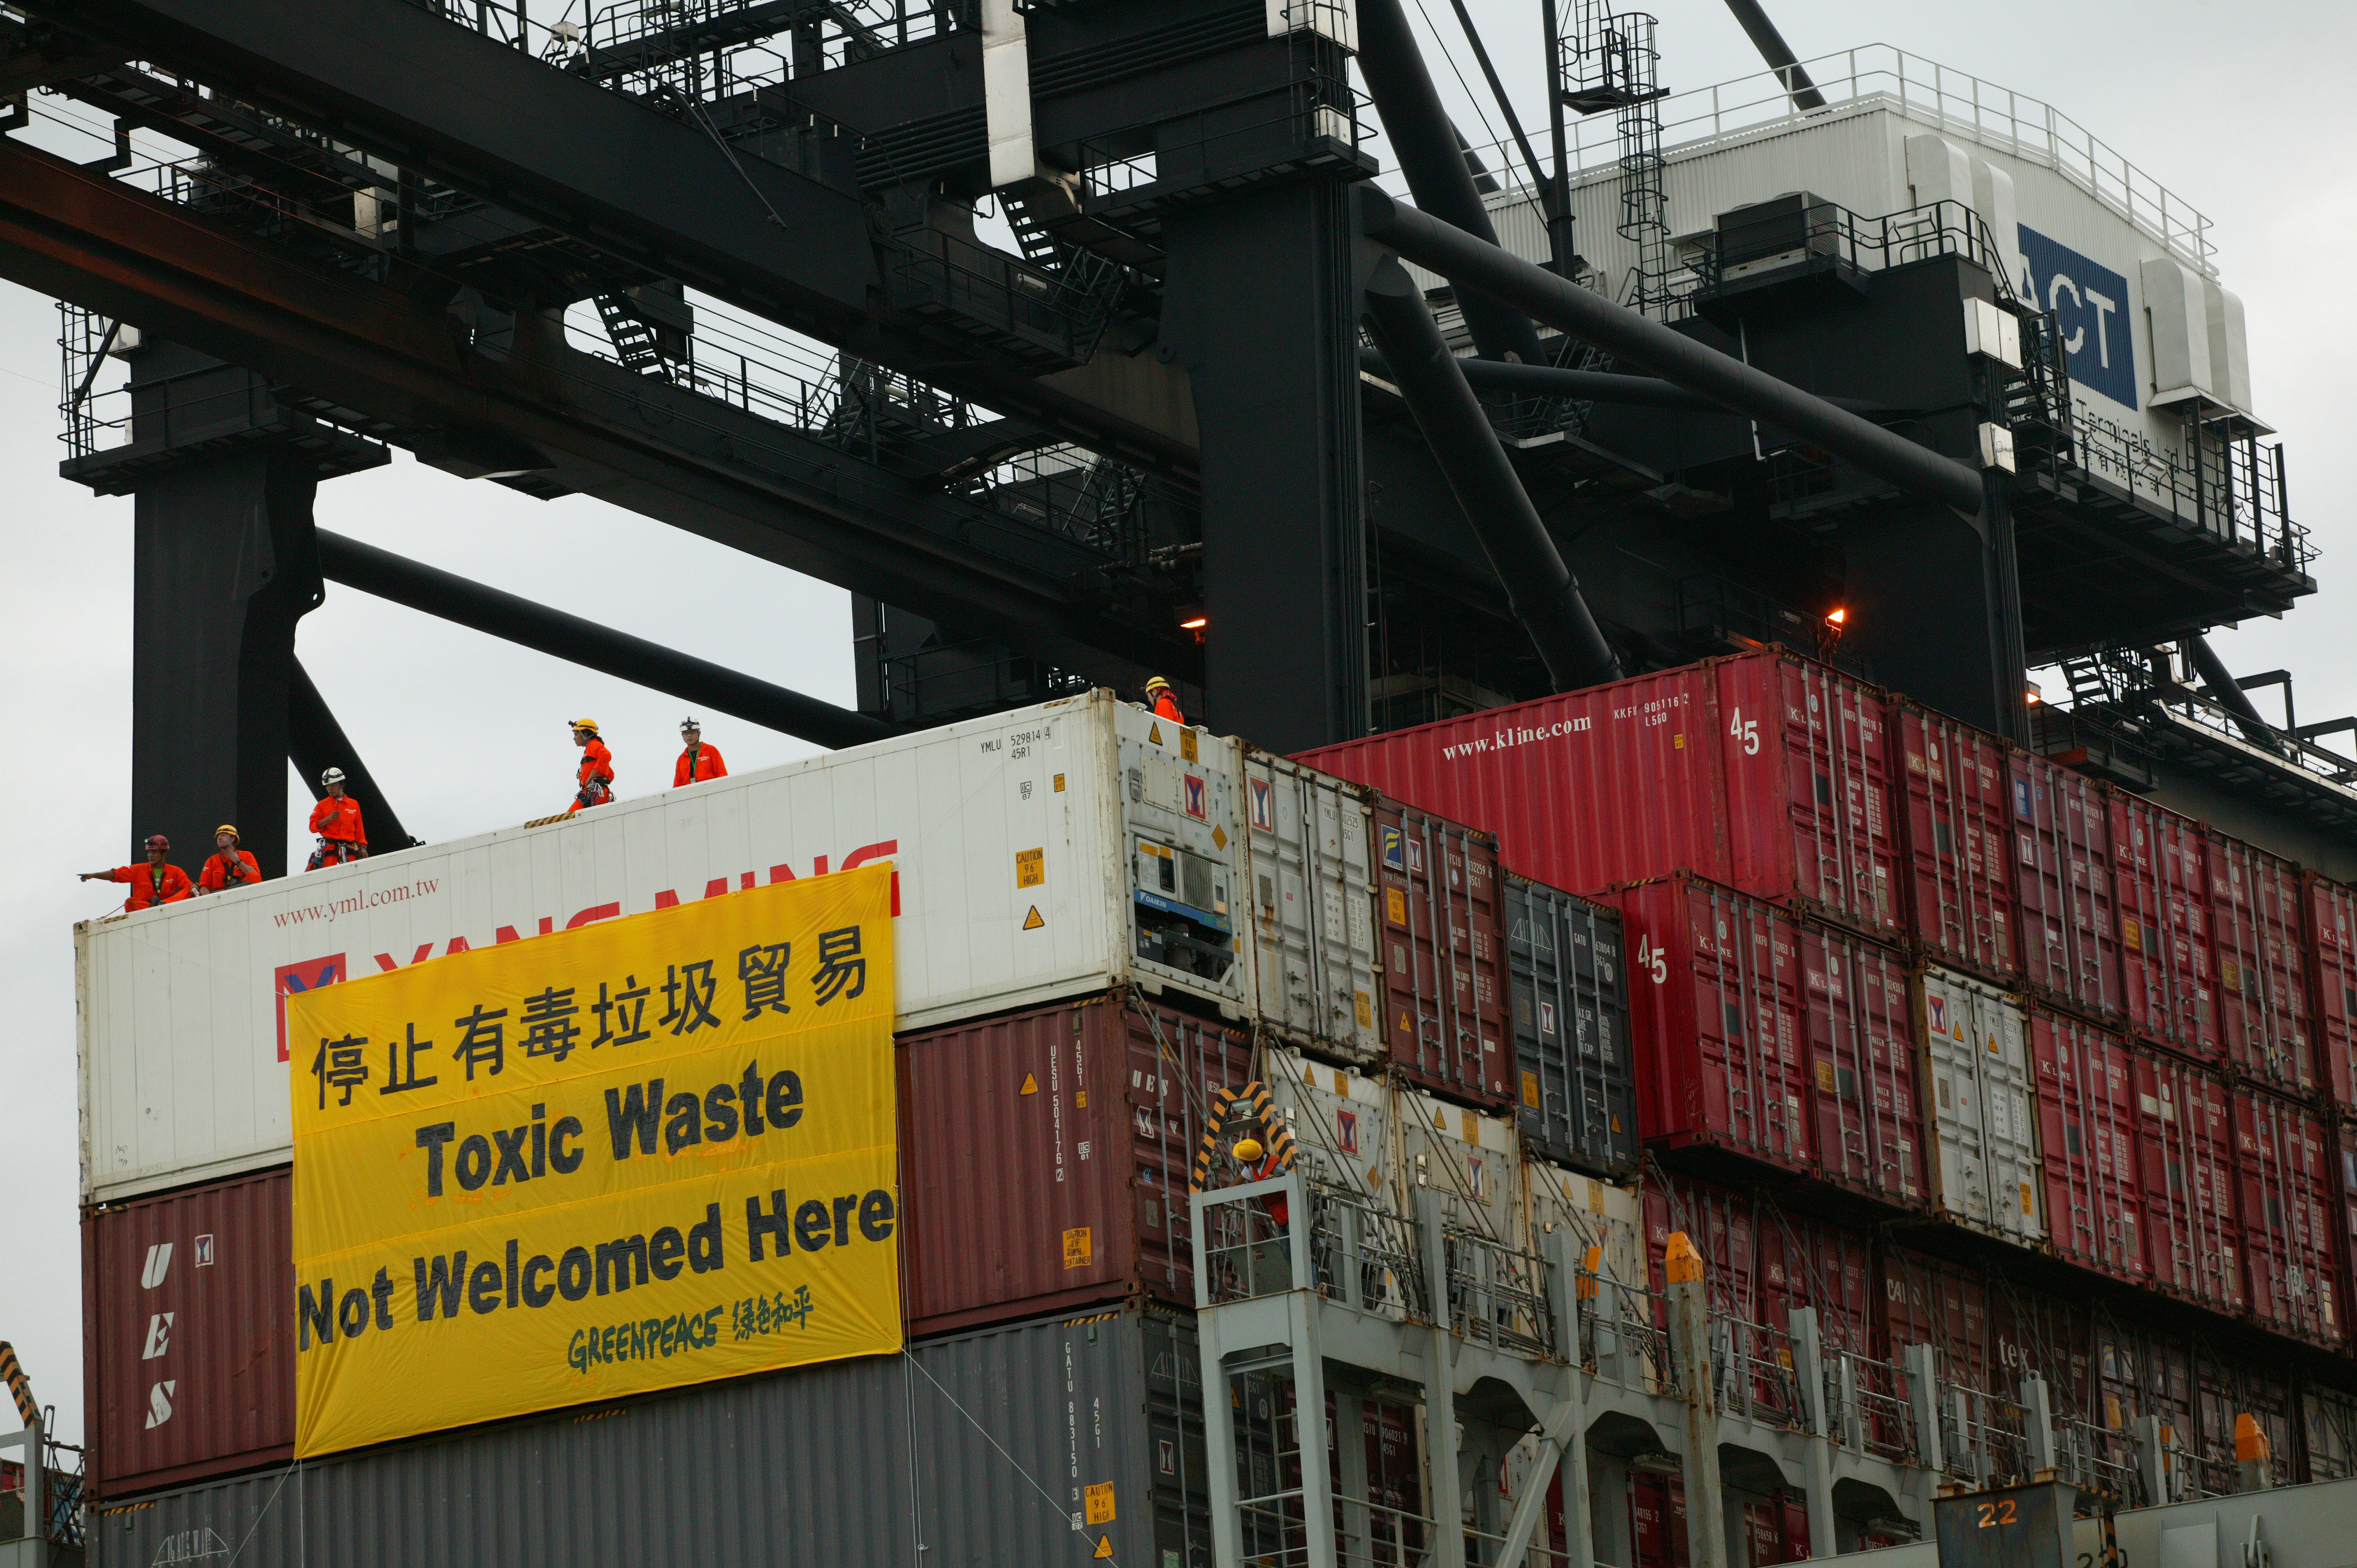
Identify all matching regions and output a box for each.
[1188,1081,1297,1193]
[0,1341,38,1429]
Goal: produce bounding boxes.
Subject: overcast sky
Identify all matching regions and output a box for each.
[1,1,2350,1448]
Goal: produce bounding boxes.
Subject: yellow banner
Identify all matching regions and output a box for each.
[285,866,899,1457]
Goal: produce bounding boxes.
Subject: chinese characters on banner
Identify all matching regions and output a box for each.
[286,866,897,1457]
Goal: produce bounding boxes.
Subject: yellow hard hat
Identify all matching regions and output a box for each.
[570,717,600,735]
[1144,676,1172,695]
[1232,1136,1264,1164]
[214,823,240,840]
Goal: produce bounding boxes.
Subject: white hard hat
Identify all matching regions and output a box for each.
[321,767,347,787]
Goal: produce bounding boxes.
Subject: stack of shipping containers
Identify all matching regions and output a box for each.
[76,689,1642,1566]
[1300,643,2357,1518]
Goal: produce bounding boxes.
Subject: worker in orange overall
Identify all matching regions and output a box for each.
[79,834,194,909]
[1144,675,1184,725]
[308,768,369,869]
[673,716,727,786]
[571,718,615,813]
[196,824,262,893]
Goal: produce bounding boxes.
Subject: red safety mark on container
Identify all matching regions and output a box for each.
[2110,794,2218,1065]
[2029,1008,2146,1285]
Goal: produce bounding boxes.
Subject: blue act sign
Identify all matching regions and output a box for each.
[2018,226,2138,410]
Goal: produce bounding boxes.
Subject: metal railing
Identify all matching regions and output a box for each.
[1822,1344,1919,1463]
[1467,43,2216,277]
[2039,406,2306,575]
[1441,1223,1558,1360]
[1682,197,2022,307]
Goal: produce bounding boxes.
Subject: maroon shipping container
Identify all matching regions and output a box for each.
[1873,1245,1992,1391]
[2109,793,2220,1065]
[2206,832,2314,1095]
[81,1167,293,1498]
[2029,1007,2148,1285]
[1987,1272,2095,1423]
[2007,751,2123,1019]
[2335,1122,2357,1320]
[1296,647,1903,941]
[897,988,1253,1336]
[2134,1049,2243,1313]
[2302,873,2357,1117]
[1888,698,2016,980]
[2229,1087,2342,1348]
[1612,875,1926,1210]
[1640,1174,1874,1356]
[1371,796,1511,1109]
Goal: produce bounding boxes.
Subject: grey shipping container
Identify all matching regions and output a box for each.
[88,1305,1203,1568]
[1502,874,1636,1178]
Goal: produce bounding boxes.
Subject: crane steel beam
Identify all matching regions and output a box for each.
[1719,0,1828,112]
[1354,0,1551,368]
[317,531,894,750]
[24,0,1193,471]
[1358,346,1886,413]
[1361,258,1619,689]
[0,135,1196,681]
[1357,186,1989,515]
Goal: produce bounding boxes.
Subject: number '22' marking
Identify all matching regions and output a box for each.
[1977,1499,2019,1529]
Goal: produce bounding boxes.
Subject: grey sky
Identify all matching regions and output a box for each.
[2,0,2350,1444]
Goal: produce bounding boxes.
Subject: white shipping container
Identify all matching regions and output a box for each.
[1237,750,1381,1067]
[1523,1161,1644,1289]
[77,691,1252,1202]
[1262,1050,1522,1244]
[1915,964,2046,1247]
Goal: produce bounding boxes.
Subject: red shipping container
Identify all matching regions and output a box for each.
[1630,1472,1689,1568]
[2335,1122,2357,1317]
[2007,752,2123,1019]
[81,1167,293,1498]
[1888,698,2016,979]
[896,988,1253,1337]
[2109,793,2221,1064]
[2029,1007,2147,1284]
[2134,1050,2243,1313]
[1873,1245,1992,1391]
[2229,1087,2341,1348]
[1297,647,1903,940]
[1641,1174,1873,1356]
[2207,832,2314,1094]
[2301,873,2357,1117]
[1372,796,1510,1109]
[1612,875,1925,1209]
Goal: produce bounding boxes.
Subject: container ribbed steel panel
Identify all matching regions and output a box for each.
[1640,1172,1874,1356]
[2109,791,2221,1065]
[1371,796,1510,1109]
[898,988,1252,1337]
[2135,1048,2243,1313]
[1914,964,2044,1248]
[83,1168,294,1499]
[1888,698,2016,981]
[2301,871,2357,1117]
[1237,750,1381,1067]
[2006,750,2122,1021]
[2205,830,2313,1095]
[1873,1244,1991,1389]
[1502,874,1635,1178]
[1296,648,1903,942]
[2229,1085,2341,1349]
[88,1305,1203,1568]
[2028,1007,2146,1286]
[1612,874,1925,1211]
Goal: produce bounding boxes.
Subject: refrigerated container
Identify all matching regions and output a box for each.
[2206,831,2313,1095]
[1296,647,1903,941]
[2007,750,2122,1019]
[82,1168,292,1498]
[2028,1008,2146,1285]
[89,1303,1206,1568]
[897,988,1253,1337]
[1238,750,1381,1067]
[1371,796,1510,1110]
[2135,1050,2243,1313]
[2109,793,2220,1065]
[1913,965,2044,1247]
[1503,874,1636,1178]
[2228,1086,2341,1348]
[2302,871,2357,1118]
[1611,875,1924,1210]
[1888,698,2015,981]
[78,691,1256,1203]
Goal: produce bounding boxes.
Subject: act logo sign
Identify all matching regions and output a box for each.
[2017,226,2138,411]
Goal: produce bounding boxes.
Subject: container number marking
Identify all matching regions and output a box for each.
[1975,1498,2018,1529]
[1729,708,1761,756]
[1016,848,1045,887]
[1633,936,1669,984]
